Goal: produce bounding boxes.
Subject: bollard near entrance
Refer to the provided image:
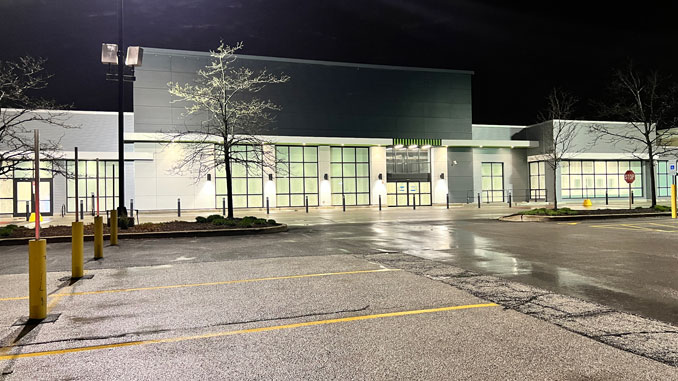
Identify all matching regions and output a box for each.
[130,199,134,216]
[342,194,346,212]
[446,193,449,209]
[412,194,416,210]
[477,193,481,209]
[266,197,270,215]
[93,215,103,259]
[672,184,677,219]
[71,221,84,278]
[91,194,95,216]
[79,200,84,221]
[222,197,226,217]
[305,196,309,213]
[177,198,181,217]
[110,209,118,245]
[605,191,609,205]
[25,201,30,221]
[508,191,512,208]
[378,194,382,211]
[28,239,46,319]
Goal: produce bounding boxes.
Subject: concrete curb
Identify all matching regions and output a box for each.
[0,224,288,246]
[499,212,671,222]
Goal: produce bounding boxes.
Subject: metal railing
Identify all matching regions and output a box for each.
[464,189,548,207]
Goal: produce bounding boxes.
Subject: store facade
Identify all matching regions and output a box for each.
[1,48,674,216]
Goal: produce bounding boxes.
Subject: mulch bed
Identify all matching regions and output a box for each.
[1,220,279,239]
[568,208,667,215]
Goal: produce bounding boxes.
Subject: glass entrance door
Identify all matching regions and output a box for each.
[13,179,52,217]
[387,181,431,206]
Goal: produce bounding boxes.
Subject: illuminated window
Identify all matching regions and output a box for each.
[330,147,370,206]
[275,146,318,207]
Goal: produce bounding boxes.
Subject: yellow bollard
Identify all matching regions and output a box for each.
[72,221,84,278]
[28,239,47,320]
[110,209,118,245]
[672,184,677,219]
[94,216,103,259]
[582,199,592,207]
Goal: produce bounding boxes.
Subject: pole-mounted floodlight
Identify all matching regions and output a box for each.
[101,44,118,64]
[99,0,143,224]
[125,46,143,67]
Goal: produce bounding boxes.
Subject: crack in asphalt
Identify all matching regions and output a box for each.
[594,330,678,338]
[0,305,371,351]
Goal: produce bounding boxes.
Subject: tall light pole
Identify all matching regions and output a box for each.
[116,0,125,217]
[101,0,142,221]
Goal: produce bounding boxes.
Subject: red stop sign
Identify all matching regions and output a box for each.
[624,170,636,184]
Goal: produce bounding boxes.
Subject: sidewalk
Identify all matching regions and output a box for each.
[1,198,669,228]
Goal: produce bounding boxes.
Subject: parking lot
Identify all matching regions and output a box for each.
[0,207,676,378]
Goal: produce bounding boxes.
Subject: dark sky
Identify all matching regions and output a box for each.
[1,0,677,125]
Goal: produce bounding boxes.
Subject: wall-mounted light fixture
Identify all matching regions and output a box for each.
[378,173,383,180]
[207,174,212,181]
[268,173,273,181]
[450,160,458,167]
[324,173,329,180]
[440,173,445,180]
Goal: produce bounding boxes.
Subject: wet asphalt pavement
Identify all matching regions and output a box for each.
[0,206,677,378]
[2,207,676,325]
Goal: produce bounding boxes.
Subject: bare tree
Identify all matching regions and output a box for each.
[591,62,678,207]
[538,88,580,209]
[0,56,70,177]
[168,41,290,218]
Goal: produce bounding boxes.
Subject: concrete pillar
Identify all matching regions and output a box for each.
[370,147,387,205]
[263,145,277,207]
[431,147,448,204]
[318,146,331,206]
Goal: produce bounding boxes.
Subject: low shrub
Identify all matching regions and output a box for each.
[0,224,20,237]
[267,219,277,225]
[521,207,579,216]
[213,218,236,226]
[206,214,224,223]
[195,216,208,223]
[236,219,252,228]
[653,205,671,212]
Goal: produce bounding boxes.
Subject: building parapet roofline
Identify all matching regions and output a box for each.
[125,133,538,149]
[141,47,474,75]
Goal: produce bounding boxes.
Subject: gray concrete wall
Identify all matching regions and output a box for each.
[472,148,528,202]
[472,125,526,140]
[447,147,474,203]
[134,48,473,140]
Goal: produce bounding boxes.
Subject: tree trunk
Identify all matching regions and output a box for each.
[224,144,235,219]
[552,164,558,210]
[648,156,657,208]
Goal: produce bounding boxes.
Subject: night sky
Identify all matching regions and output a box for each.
[1,0,676,125]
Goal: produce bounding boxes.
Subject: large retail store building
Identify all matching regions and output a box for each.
[1,47,673,216]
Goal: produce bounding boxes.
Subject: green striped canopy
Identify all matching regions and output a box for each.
[392,138,441,146]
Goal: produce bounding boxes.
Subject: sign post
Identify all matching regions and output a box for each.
[624,170,635,210]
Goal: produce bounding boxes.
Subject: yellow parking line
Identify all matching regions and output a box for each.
[0,268,401,302]
[620,223,671,232]
[0,302,499,360]
[589,224,667,233]
[644,222,678,230]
